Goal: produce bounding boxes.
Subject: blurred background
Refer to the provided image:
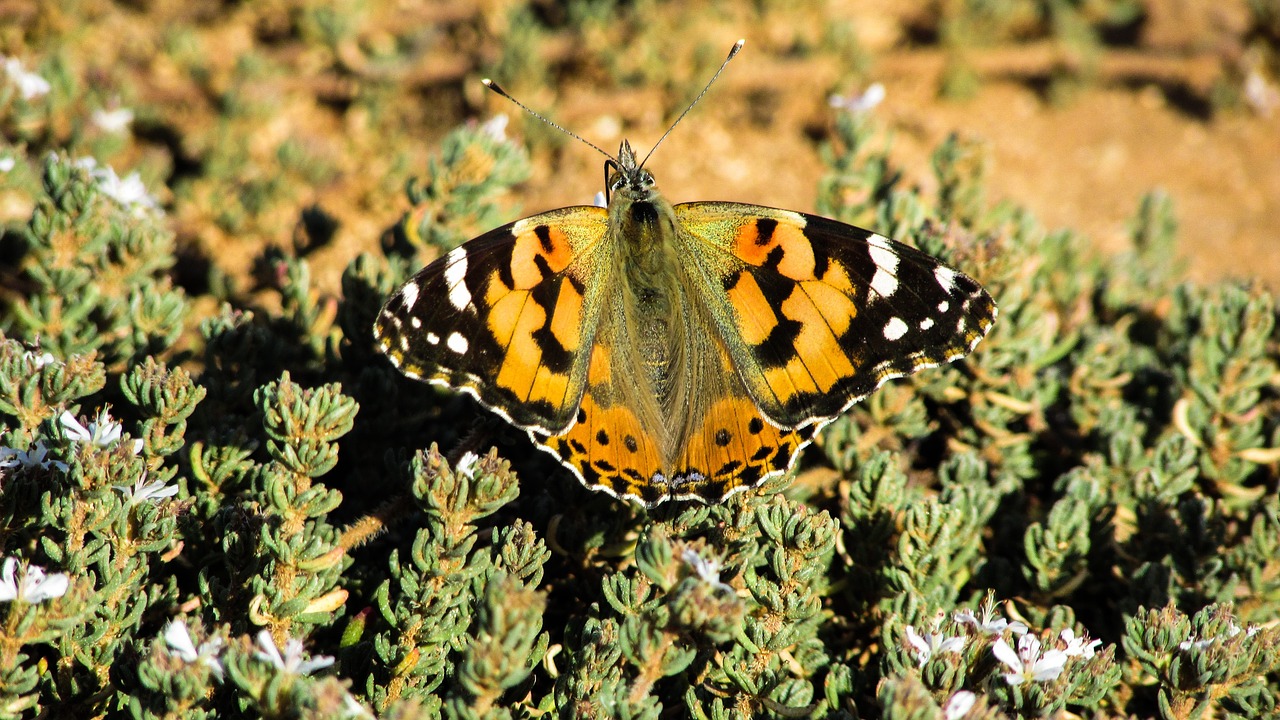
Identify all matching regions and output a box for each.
[2,0,1277,297]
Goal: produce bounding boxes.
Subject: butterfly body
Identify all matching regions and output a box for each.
[376,139,997,506]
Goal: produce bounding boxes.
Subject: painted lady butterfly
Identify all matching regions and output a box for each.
[375,40,997,506]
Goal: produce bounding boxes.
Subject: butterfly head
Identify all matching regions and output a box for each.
[605,140,657,203]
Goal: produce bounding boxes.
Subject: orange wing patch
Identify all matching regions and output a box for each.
[678,202,997,428]
[375,207,608,433]
[531,336,817,506]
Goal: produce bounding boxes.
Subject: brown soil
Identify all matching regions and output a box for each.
[492,11,1280,292]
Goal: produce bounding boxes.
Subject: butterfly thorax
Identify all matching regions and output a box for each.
[598,142,725,464]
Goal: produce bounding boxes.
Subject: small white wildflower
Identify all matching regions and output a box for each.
[115,472,179,505]
[1244,71,1278,118]
[993,635,1067,685]
[681,548,734,594]
[1179,621,1258,651]
[0,156,14,173]
[0,557,70,603]
[3,57,51,100]
[954,606,1028,636]
[479,114,508,142]
[25,350,57,368]
[60,409,143,454]
[163,620,226,681]
[904,624,965,666]
[255,629,334,676]
[454,451,480,479]
[62,156,161,216]
[0,441,68,472]
[592,191,607,208]
[92,164,161,216]
[943,690,977,720]
[1178,634,1208,651]
[829,82,885,114]
[1058,627,1102,658]
[342,694,374,718]
[91,107,134,133]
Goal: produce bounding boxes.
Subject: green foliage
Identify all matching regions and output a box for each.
[1,14,1279,720]
[936,0,1146,101]
[400,122,531,254]
[7,155,186,368]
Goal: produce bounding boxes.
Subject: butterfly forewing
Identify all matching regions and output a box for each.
[374,207,609,434]
[676,202,997,430]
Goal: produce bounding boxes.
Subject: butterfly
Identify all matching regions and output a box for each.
[374,41,997,507]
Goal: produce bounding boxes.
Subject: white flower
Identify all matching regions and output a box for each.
[342,694,373,718]
[1244,71,1278,118]
[3,57,51,100]
[25,351,56,368]
[993,635,1067,685]
[62,156,161,216]
[1179,621,1259,651]
[1179,634,1209,651]
[115,472,179,505]
[1059,627,1102,658]
[479,114,508,142]
[954,606,1028,636]
[829,82,885,114]
[681,548,734,594]
[943,690,977,720]
[164,620,226,681]
[0,557,70,603]
[455,451,480,479]
[904,624,965,666]
[60,409,144,454]
[0,156,14,173]
[0,441,68,472]
[92,165,161,216]
[255,629,334,676]
[91,107,134,133]
[592,191,607,208]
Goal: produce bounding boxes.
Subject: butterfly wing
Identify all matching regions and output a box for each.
[374,207,609,434]
[531,327,817,506]
[675,202,997,429]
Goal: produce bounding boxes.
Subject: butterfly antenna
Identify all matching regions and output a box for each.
[482,79,615,163]
[639,38,745,169]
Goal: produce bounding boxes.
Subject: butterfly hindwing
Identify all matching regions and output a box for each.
[533,330,817,505]
[375,207,609,433]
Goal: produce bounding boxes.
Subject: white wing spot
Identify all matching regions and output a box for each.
[956,316,967,334]
[410,317,422,329]
[867,235,900,300]
[400,282,419,310]
[446,332,469,354]
[398,335,410,351]
[427,332,440,345]
[443,247,471,311]
[938,300,950,314]
[935,266,958,292]
[920,318,935,330]
[883,316,909,341]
